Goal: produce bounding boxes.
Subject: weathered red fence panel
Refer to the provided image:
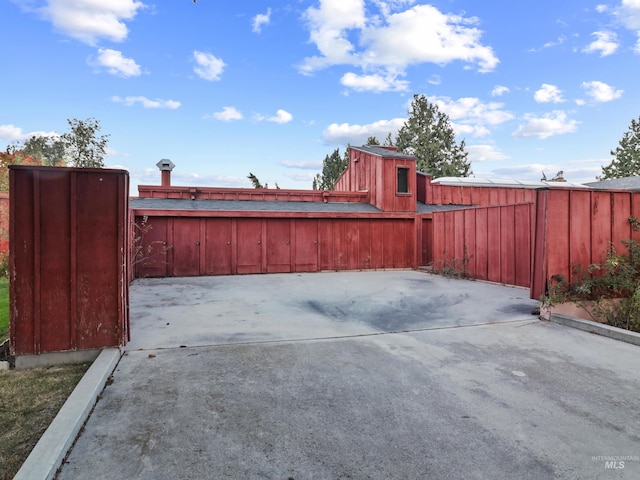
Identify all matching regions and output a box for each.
[134,213,416,277]
[10,166,129,357]
[431,204,534,287]
[294,219,318,272]
[530,189,640,299]
[204,218,232,275]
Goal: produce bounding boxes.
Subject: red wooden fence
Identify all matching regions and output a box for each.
[530,189,640,299]
[134,212,416,277]
[431,204,535,288]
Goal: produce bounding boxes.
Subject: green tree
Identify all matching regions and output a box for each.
[22,135,66,166]
[61,117,109,168]
[366,136,380,145]
[599,116,640,180]
[395,94,471,178]
[312,147,348,190]
[247,172,264,188]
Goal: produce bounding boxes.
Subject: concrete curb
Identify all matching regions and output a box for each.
[550,313,640,347]
[13,348,122,480]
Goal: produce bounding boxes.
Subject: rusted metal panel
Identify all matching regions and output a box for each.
[10,166,129,356]
[39,172,71,352]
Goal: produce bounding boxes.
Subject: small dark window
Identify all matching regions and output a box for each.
[397,167,409,193]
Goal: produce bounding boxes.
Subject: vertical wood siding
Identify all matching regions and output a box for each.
[431,204,534,287]
[135,214,416,277]
[530,189,640,298]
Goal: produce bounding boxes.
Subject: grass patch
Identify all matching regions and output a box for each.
[0,277,8,342]
[0,362,91,480]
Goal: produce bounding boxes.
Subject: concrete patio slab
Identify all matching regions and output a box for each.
[56,271,640,479]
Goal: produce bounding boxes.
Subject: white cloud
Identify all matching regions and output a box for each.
[322,117,405,145]
[427,75,441,85]
[255,109,294,124]
[466,144,510,162]
[252,8,272,33]
[360,5,499,72]
[268,109,293,124]
[193,51,226,81]
[0,125,58,142]
[39,0,144,45]
[452,123,491,137]
[582,31,619,56]
[208,106,243,121]
[596,4,609,13]
[543,35,567,49]
[112,96,181,109]
[300,1,498,91]
[534,84,565,103]
[491,85,510,97]
[615,0,640,30]
[581,80,624,102]
[430,96,514,134]
[512,111,578,139]
[0,124,28,142]
[340,71,409,92]
[90,48,141,77]
[279,160,323,170]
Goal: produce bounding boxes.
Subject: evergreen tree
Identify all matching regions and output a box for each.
[395,94,471,178]
[366,136,380,145]
[247,172,264,188]
[599,116,640,180]
[312,148,348,190]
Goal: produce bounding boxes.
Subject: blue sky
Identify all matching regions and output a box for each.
[1,1,639,193]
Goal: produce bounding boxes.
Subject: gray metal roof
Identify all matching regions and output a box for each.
[583,176,640,190]
[350,145,416,159]
[416,203,473,213]
[431,177,590,189]
[130,198,382,213]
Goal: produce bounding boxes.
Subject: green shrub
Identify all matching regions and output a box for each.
[547,239,640,333]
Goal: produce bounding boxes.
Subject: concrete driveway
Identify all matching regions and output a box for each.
[57,271,640,479]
